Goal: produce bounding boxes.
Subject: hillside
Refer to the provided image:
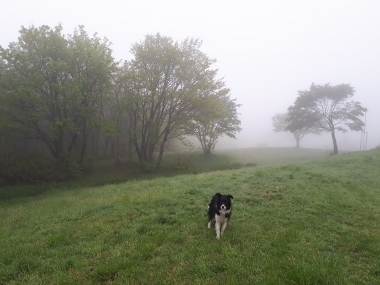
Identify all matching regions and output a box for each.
[0,148,379,284]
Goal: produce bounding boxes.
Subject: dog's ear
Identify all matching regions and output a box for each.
[215,192,221,197]
[228,195,234,199]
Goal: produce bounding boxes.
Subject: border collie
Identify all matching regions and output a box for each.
[207,193,234,239]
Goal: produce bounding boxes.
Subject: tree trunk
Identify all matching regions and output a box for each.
[156,128,171,168]
[79,123,89,165]
[157,142,165,168]
[111,137,120,165]
[68,133,78,154]
[79,139,87,165]
[293,133,302,148]
[103,137,110,157]
[331,130,338,155]
[295,135,300,148]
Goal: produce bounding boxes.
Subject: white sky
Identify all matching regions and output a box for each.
[1,0,379,150]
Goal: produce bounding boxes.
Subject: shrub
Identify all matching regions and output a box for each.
[0,154,81,186]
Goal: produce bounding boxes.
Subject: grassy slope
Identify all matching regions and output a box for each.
[217,147,331,166]
[0,147,329,201]
[0,149,379,284]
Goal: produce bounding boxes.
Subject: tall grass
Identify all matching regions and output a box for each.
[0,148,379,284]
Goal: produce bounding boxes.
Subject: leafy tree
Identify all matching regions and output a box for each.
[0,25,70,159]
[103,64,133,164]
[286,83,367,154]
[66,26,115,164]
[0,25,115,163]
[127,34,231,167]
[189,94,241,155]
[0,59,15,152]
[272,112,322,147]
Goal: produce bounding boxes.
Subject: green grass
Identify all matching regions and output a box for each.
[217,147,332,165]
[0,147,328,201]
[0,148,380,284]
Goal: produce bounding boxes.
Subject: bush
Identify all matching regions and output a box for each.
[0,154,81,186]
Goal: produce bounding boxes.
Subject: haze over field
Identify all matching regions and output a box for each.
[2,0,379,151]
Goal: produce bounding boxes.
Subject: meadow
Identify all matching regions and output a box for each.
[0,147,379,284]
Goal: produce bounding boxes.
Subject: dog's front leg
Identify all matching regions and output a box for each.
[215,220,221,239]
[221,221,228,236]
[214,215,222,239]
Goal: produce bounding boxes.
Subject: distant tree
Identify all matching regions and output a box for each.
[0,25,115,163]
[127,34,232,168]
[189,94,241,155]
[272,112,322,147]
[286,83,367,154]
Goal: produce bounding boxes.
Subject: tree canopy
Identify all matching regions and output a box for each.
[0,26,240,175]
[125,34,240,166]
[189,94,241,155]
[286,83,367,154]
[272,112,322,148]
[0,25,115,163]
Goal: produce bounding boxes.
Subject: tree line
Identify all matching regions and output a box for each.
[0,25,241,173]
[272,83,367,154]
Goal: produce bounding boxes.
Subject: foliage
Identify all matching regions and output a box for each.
[0,25,115,162]
[0,149,379,284]
[103,65,133,164]
[1,26,240,171]
[286,83,367,154]
[0,153,80,186]
[126,34,235,167]
[272,112,323,147]
[189,95,241,155]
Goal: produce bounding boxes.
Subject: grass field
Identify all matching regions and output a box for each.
[0,148,379,284]
[0,147,329,201]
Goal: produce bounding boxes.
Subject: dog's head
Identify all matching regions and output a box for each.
[214,193,234,212]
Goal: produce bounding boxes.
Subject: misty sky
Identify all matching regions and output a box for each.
[1,0,379,151]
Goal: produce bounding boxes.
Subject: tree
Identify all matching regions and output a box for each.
[103,64,133,164]
[272,112,322,147]
[189,94,241,155]
[0,25,70,159]
[127,34,231,167]
[286,83,367,154]
[66,26,116,164]
[0,59,16,152]
[0,25,115,163]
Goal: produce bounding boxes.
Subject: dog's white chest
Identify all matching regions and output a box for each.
[215,209,230,223]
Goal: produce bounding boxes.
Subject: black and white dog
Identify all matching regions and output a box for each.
[207,193,234,239]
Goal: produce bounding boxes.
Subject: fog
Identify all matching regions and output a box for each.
[2,0,379,151]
